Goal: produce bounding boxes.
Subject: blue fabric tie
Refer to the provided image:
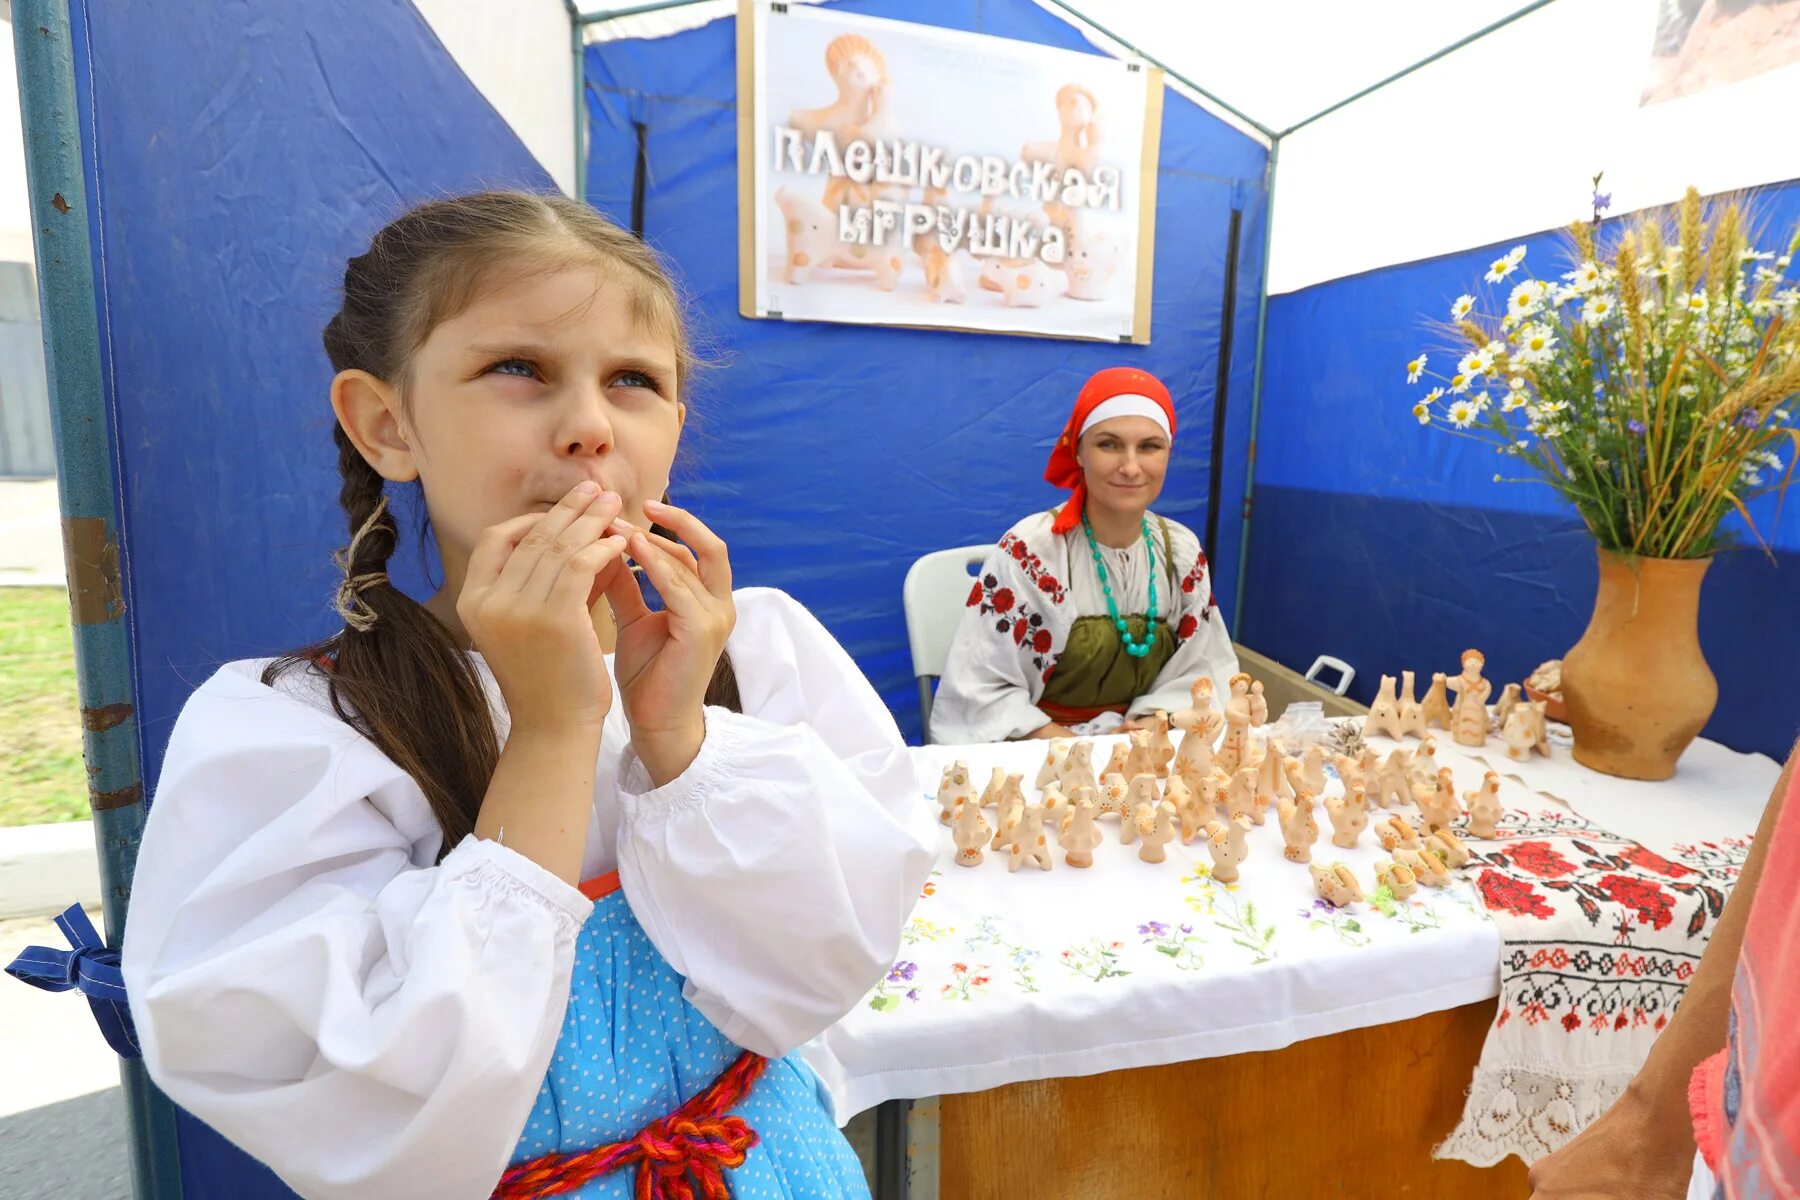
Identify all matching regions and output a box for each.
[5,903,141,1059]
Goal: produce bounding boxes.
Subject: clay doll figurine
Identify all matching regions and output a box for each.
[1326,781,1371,849]
[937,760,975,825]
[1395,845,1452,889]
[1225,763,1261,825]
[1145,711,1176,778]
[1171,676,1223,745]
[1058,741,1100,796]
[1219,673,1255,775]
[1373,748,1413,810]
[1035,738,1072,790]
[1120,774,1160,845]
[1174,724,1215,791]
[1418,767,1462,833]
[1124,729,1157,782]
[1279,790,1321,863]
[1465,771,1504,839]
[1008,805,1054,873]
[1419,672,1453,731]
[1396,670,1429,738]
[1493,683,1523,733]
[1375,859,1418,900]
[953,791,993,866]
[1203,814,1254,883]
[1310,862,1365,908]
[1062,792,1104,868]
[1138,802,1179,864]
[990,773,1026,850]
[1248,678,1269,727]
[1502,700,1552,761]
[1299,745,1328,796]
[1376,815,1422,851]
[1102,741,1131,782]
[1447,649,1493,747]
[1164,774,1205,844]
[1366,674,1405,740]
[1425,826,1471,870]
[1098,772,1131,822]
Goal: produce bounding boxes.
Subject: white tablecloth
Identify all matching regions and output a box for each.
[800,727,1780,1125]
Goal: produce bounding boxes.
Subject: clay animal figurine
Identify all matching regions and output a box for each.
[1326,782,1371,849]
[1172,676,1224,745]
[1419,672,1453,731]
[1057,211,1122,302]
[1409,737,1442,789]
[1279,790,1321,863]
[1225,763,1261,825]
[913,188,968,305]
[953,791,993,866]
[1035,738,1073,790]
[1395,845,1452,889]
[1375,859,1418,900]
[977,766,1007,811]
[1125,729,1157,782]
[1333,752,1364,793]
[1138,802,1179,864]
[1193,768,1226,826]
[1373,748,1413,810]
[1376,815,1422,851]
[936,760,975,825]
[1219,673,1255,775]
[1203,814,1253,883]
[1425,826,1471,870]
[1098,772,1131,822]
[990,773,1026,850]
[1061,792,1104,868]
[1008,805,1054,873]
[1038,783,1072,842]
[1465,771,1504,839]
[1299,745,1328,796]
[1145,711,1176,778]
[1502,700,1552,761]
[1164,774,1206,844]
[1311,862,1365,908]
[774,186,903,290]
[1418,768,1462,833]
[1256,740,1292,809]
[1120,774,1160,845]
[1493,683,1523,733]
[1366,674,1405,740]
[1447,648,1493,747]
[1174,726,1215,791]
[1102,740,1131,782]
[1396,670,1429,738]
[1059,741,1100,796]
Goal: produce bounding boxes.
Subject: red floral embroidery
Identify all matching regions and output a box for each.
[1036,573,1060,594]
[996,533,1067,605]
[1477,870,1556,920]
[1176,614,1199,641]
[991,587,1015,614]
[1010,540,1027,560]
[1506,840,1577,879]
[1179,552,1209,596]
[1618,845,1693,879]
[1596,874,1675,931]
[1012,620,1028,646]
[1561,1011,1582,1032]
[966,581,983,607]
[1032,629,1053,653]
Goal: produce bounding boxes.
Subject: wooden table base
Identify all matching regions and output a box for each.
[935,999,1528,1199]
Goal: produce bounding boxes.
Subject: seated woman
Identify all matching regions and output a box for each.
[930,367,1239,744]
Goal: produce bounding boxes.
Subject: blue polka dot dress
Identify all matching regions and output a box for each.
[507,880,870,1198]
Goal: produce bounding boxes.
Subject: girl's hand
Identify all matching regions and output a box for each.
[608,500,736,785]
[458,483,629,735]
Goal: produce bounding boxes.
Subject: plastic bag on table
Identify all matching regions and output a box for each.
[1264,701,1332,751]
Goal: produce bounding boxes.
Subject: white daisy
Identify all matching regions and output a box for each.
[1485,254,1519,284]
[1502,390,1528,412]
[1421,387,1446,406]
[1505,245,1527,267]
[1448,372,1472,394]
[1564,260,1604,292]
[1459,348,1494,378]
[1538,399,1571,418]
[1583,295,1616,324]
[1743,249,1776,263]
[1447,399,1478,428]
[1516,324,1559,362]
[1451,294,1476,321]
[1684,292,1708,316]
[1412,402,1432,426]
[1552,285,1579,308]
[1469,390,1492,414]
[1406,353,1428,384]
[1509,375,1527,391]
[1508,280,1549,318]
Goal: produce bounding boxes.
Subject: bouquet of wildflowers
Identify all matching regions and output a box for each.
[1406,183,1800,558]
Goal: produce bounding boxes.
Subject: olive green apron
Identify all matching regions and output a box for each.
[1038,515,1179,722]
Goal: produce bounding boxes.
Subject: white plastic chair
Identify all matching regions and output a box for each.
[902,545,993,741]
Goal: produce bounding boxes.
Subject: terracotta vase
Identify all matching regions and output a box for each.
[1561,547,1716,781]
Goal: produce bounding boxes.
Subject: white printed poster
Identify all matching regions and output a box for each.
[737,1,1163,342]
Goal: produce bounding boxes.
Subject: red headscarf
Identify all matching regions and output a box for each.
[1044,367,1177,535]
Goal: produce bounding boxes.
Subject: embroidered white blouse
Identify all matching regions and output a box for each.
[928,510,1239,745]
[121,587,936,1200]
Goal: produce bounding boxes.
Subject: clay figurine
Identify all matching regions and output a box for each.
[1125,729,1157,782]
[1333,752,1364,793]
[1225,763,1261,825]
[1164,774,1205,844]
[1171,676,1223,745]
[1310,862,1365,908]
[1038,784,1072,842]
[1120,774,1160,845]
[1376,814,1423,851]
[1102,740,1131,782]
[1395,845,1452,889]
[1502,700,1552,761]
[1373,748,1413,810]
[774,186,902,290]
[936,760,975,825]
[990,772,1026,850]
[1138,802,1179,864]
[977,766,1007,811]
[1256,739,1292,809]
[1035,738,1073,791]
[1203,814,1253,883]
[1146,711,1176,778]
[1299,745,1328,796]
[1249,679,1270,727]
[1396,670,1429,738]
[1493,683,1523,733]
[953,791,993,866]
[1219,673,1255,775]
[1061,792,1104,868]
[1279,790,1321,863]
[1409,737,1442,789]
[1326,781,1371,849]
[1366,674,1405,740]
[1418,768,1462,833]
[1174,726,1215,791]
[1375,859,1418,900]
[1058,741,1100,796]
[1424,826,1470,870]
[1194,768,1226,826]
[1465,771,1504,839]
[1008,805,1053,873]
[1447,649,1493,748]
[1098,772,1131,822]
[1419,672,1453,731]
[1057,782,1098,836]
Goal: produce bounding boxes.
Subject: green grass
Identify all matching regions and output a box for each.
[0,587,88,826]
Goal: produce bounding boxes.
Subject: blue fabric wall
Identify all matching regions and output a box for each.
[69,0,557,1192]
[583,0,1271,743]
[1242,182,1800,760]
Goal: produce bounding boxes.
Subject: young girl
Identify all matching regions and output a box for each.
[121,193,936,1199]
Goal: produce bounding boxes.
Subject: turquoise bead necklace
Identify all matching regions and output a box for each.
[1081,514,1158,658]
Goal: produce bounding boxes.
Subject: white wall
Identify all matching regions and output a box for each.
[1270,0,1800,294]
[0,19,39,264]
[413,0,578,196]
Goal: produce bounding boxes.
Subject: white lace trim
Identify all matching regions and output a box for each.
[1434,1062,1636,1167]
